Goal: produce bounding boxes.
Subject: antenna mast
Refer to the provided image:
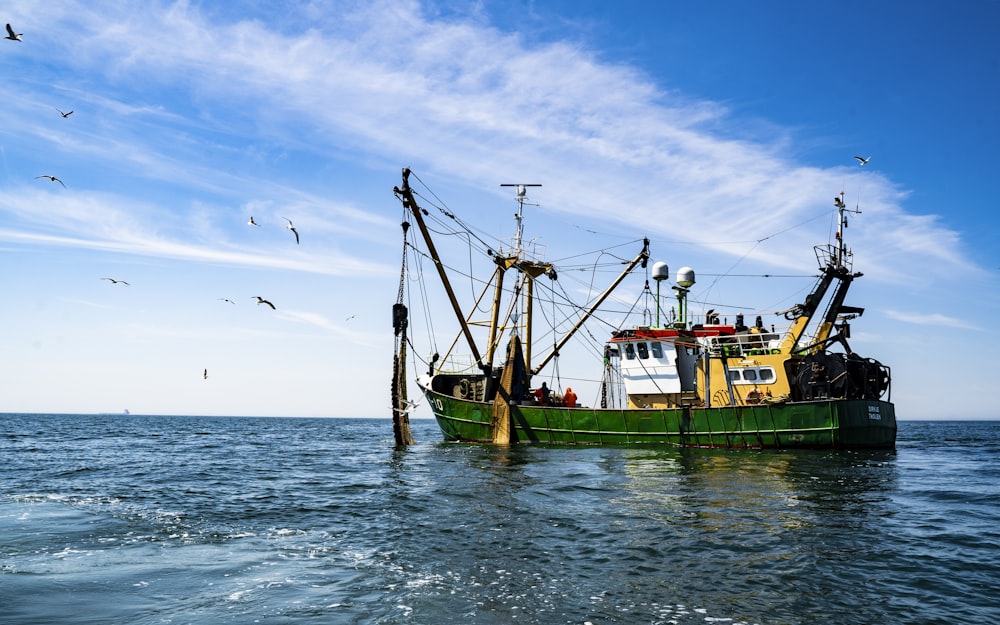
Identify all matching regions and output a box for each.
[499,183,541,256]
[833,191,860,268]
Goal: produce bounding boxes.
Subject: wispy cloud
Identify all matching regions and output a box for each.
[885,310,982,331]
[1,1,978,284]
[277,308,380,346]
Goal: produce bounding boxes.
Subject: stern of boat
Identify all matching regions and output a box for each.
[835,399,897,448]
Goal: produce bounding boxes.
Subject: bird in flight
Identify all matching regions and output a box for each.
[36,175,66,188]
[248,216,260,227]
[218,298,236,304]
[254,296,276,309]
[102,278,130,285]
[5,24,22,41]
[56,108,73,118]
[854,155,871,166]
[203,369,208,380]
[282,217,299,244]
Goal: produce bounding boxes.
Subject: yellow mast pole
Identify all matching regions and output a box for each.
[485,264,507,368]
[524,273,534,371]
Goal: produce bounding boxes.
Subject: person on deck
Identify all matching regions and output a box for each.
[563,387,577,408]
[534,382,551,405]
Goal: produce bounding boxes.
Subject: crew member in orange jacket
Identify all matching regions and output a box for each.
[563,387,577,407]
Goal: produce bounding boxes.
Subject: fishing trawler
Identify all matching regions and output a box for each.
[391,168,896,448]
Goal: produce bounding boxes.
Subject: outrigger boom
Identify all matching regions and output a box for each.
[395,168,490,377]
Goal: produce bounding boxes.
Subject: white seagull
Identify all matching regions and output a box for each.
[248,216,260,227]
[102,278,130,285]
[854,155,871,166]
[5,24,22,41]
[218,298,236,304]
[282,217,299,244]
[56,108,73,118]
[36,175,66,188]
[254,296,276,309]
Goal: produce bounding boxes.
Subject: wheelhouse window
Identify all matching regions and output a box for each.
[636,342,649,359]
[650,342,663,359]
[729,366,777,385]
[625,344,636,360]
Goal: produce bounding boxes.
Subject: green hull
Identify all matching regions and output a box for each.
[424,389,896,449]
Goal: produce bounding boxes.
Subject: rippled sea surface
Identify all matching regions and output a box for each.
[2,415,998,625]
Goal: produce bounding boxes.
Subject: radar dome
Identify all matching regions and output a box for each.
[676,267,695,287]
[651,261,669,281]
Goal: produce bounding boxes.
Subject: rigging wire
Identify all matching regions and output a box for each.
[698,240,762,296]
[679,206,833,321]
[525,277,612,395]
[409,181,503,255]
[407,242,439,364]
[405,235,809,338]
[549,280,560,391]
[397,169,882,415]
[548,239,648,266]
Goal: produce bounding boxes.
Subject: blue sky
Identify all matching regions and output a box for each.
[1,1,996,419]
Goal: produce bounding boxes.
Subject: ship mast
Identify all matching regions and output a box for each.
[496,183,650,376]
[499,183,543,370]
[833,191,857,269]
[811,192,864,349]
[500,183,542,258]
[778,191,864,354]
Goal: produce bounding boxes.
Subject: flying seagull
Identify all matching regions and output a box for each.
[218,298,236,304]
[36,175,66,188]
[282,217,299,244]
[248,216,260,227]
[854,155,871,166]
[254,296,276,309]
[102,278,129,285]
[5,24,22,41]
[203,368,208,380]
[56,108,73,118]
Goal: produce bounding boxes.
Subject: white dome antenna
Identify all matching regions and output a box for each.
[651,261,670,327]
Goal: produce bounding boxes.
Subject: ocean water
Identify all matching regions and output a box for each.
[1,415,998,625]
